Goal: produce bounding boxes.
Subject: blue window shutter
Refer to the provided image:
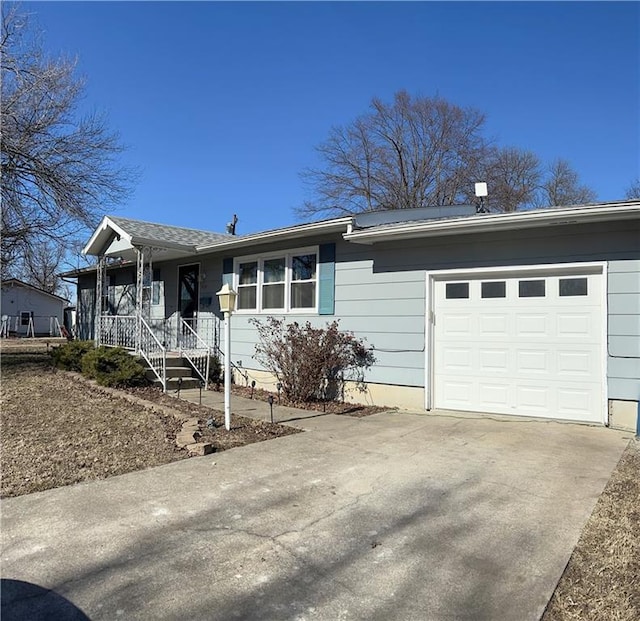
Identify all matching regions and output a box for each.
[222,258,233,286]
[318,243,335,315]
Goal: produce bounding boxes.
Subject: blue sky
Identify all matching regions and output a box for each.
[24,1,640,236]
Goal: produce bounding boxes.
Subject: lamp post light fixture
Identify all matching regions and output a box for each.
[216,283,237,431]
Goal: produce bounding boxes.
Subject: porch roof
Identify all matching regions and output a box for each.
[83,216,232,260]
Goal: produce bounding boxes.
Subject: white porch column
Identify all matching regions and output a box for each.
[135,245,155,352]
[135,246,144,353]
[94,256,106,346]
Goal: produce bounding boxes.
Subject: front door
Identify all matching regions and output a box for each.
[178,264,199,327]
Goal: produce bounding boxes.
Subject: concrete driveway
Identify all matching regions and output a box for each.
[1,409,631,621]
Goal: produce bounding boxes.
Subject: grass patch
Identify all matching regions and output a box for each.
[0,339,300,498]
[542,439,640,621]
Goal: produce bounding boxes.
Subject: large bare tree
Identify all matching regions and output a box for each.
[625,179,640,199]
[300,91,596,217]
[300,91,488,217]
[1,7,134,293]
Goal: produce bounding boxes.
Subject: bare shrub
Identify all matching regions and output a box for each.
[250,317,376,403]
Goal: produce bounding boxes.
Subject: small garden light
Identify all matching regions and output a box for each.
[268,394,274,424]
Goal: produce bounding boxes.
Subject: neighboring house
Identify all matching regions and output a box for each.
[65,201,640,432]
[1,279,69,337]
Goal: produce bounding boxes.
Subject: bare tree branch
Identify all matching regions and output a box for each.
[1,6,137,293]
[298,91,488,218]
[625,179,640,199]
[298,91,597,217]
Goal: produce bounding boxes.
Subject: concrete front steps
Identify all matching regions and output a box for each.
[143,353,204,391]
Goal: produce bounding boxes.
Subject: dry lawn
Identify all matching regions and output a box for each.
[542,439,640,621]
[0,339,298,498]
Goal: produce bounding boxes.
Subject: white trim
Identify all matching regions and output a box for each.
[233,246,319,314]
[424,273,434,410]
[197,218,352,253]
[600,262,609,426]
[425,261,608,424]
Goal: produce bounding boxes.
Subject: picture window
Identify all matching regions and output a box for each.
[235,249,318,312]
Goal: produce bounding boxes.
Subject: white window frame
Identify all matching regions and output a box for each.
[233,246,319,314]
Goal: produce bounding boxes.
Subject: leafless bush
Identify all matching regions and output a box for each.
[250,317,376,403]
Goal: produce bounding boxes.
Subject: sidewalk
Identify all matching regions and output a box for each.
[178,387,366,432]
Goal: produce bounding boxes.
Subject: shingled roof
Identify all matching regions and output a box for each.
[108,216,231,247]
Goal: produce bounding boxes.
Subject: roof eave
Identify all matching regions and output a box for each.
[195,217,353,253]
[343,203,640,244]
[83,216,135,256]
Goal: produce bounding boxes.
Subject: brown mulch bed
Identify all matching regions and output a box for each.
[542,439,640,621]
[230,383,393,417]
[126,385,301,450]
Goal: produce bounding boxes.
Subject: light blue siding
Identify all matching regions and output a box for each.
[77,218,639,405]
[221,221,640,397]
[608,259,640,400]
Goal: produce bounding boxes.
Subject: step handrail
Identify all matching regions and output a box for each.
[179,318,211,385]
[139,316,167,391]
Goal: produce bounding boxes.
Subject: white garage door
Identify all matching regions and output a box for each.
[432,266,605,423]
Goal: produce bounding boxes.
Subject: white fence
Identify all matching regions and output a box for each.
[1,315,66,338]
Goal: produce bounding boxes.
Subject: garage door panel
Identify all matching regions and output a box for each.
[479,348,509,372]
[440,380,473,407]
[557,314,593,337]
[557,388,596,420]
[433,268,604,423]
[480,314,509,335]
[478,383,510,408]
[442,314,472,336]
[557,351,592,375]
[517,315,548,336]
[441,347,473,371]
[517,349,548,373]
[516,385,549,411]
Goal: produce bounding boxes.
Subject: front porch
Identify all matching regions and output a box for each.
[82,216,230,391]
[96,313,222,392]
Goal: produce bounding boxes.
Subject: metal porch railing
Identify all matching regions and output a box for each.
[97,315,137,349]
[139,317,167,391]
[178,318,211,384]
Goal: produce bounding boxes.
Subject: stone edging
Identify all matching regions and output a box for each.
[55,369,214,456]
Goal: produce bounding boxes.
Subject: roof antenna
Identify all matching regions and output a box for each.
[226,214,238,235]
[475,182,489,213]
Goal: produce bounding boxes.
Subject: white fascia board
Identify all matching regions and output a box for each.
[343,202,640,244]
[82,216,133,256]
[83,216,198,257]
[195,218,353,253]
[125,237,198,253]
